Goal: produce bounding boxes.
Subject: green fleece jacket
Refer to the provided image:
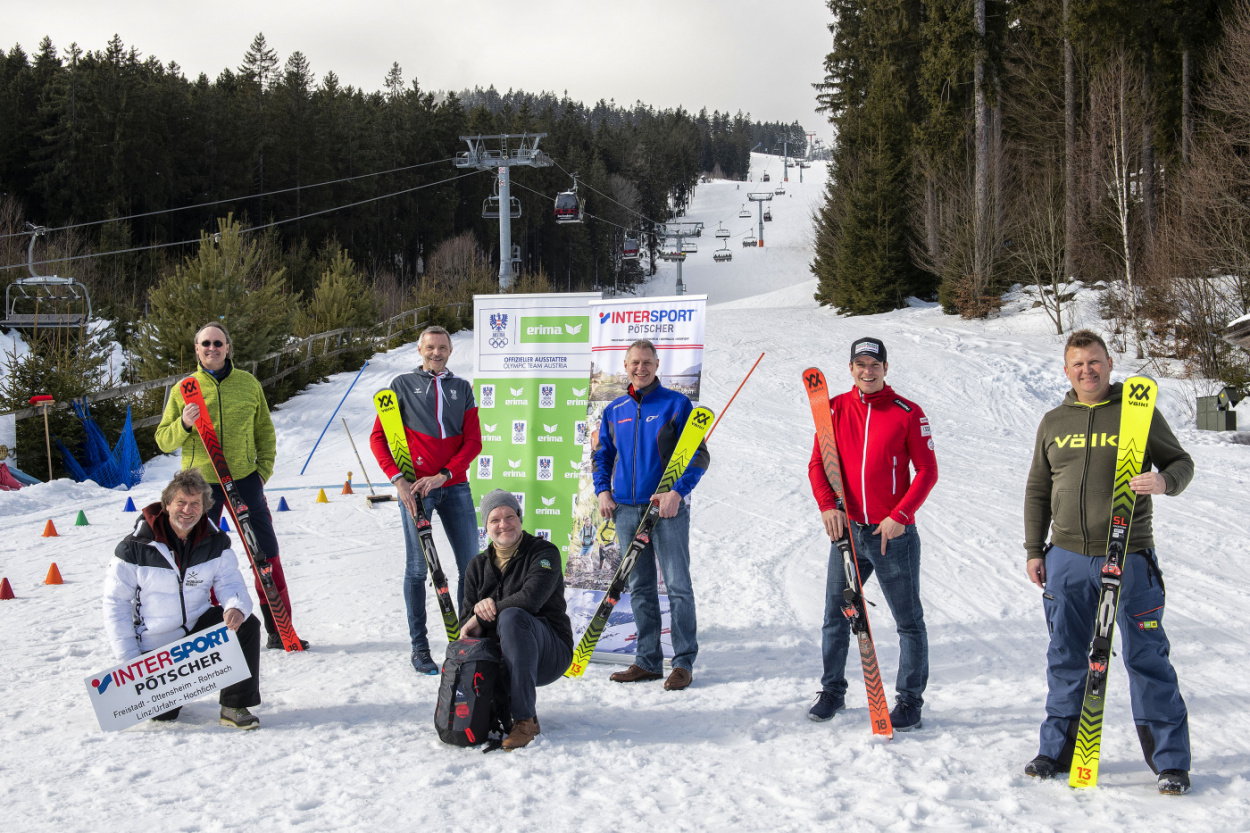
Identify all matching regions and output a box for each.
[155,361,276,483]
[1024,382,1193,561]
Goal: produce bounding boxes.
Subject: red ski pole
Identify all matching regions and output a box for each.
[707,352,763,439]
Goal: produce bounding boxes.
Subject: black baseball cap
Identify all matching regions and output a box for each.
[850,337,887,363]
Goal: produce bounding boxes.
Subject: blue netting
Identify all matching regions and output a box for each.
[56,401,144,489]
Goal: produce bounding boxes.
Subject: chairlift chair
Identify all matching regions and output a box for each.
[762,173,771,182]
[774,187,786,195]
[1,226,93,330]
[743,235,758,248]
[682,242,698,254]
[482,195,521,219]
[715,225,730,239]
[738,206,751,219]
[714,247,733,263]
[659,250,686,262]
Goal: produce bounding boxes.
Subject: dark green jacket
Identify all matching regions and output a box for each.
[155,361,276,483]
[1024,382,1193,561]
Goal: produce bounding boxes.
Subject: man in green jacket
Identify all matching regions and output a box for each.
[156,322,307,651]
[1022,329,1193,794]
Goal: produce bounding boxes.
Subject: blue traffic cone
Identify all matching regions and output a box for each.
[219,515,231,532]
[277,496,291,512]
[122,497,137,512]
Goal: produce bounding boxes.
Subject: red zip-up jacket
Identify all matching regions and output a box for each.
[808,383,938,525]
[370,368,482,484]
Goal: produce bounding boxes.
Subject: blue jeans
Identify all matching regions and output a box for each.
[497,608,572,721]
[401,481,480,653]
[821,522,928,708]
[613,501,697,674]
[1039,545,1190,772]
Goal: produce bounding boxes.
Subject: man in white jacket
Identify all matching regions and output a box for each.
[103,470,263,729]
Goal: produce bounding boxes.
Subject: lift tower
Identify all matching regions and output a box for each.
[455,134,551,290]
[657,221,704,295]
[747,192,774,247]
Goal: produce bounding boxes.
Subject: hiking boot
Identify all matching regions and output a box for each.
[502,717,541,750]
[890,701,923,732]
[151,707,182,723]
[411,649,439,675]
[220,706,260,730]
[664,667,693,691]
[609,664,662,683]
[1024,755,1066,780]
[1158,770,1191,795]
[267,633,310,650]
[807,691,845,722]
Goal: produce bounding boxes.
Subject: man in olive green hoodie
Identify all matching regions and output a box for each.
[1022,330,1193,794]
[156,322,307,651]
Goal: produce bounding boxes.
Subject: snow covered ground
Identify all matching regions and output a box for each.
[3,154,1250,831]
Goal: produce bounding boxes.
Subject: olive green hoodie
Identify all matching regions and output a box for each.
[155,361,276,483]
[1024,381,1193,562]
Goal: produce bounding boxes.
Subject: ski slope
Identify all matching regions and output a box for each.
[3,154,1250,831]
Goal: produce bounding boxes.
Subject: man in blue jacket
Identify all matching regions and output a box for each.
[592,339,710,690]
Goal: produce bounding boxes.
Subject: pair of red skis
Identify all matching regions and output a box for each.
[180,376,305,652]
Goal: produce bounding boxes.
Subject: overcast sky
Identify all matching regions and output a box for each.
[10,0,834,142]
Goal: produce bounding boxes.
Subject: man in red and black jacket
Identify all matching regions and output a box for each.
[371,326,483,674]
[806,337,939,730]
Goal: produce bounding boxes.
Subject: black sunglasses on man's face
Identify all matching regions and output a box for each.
[200,340,225,348]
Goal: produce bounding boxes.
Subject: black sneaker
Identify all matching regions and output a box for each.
[411,649,439,675]
[1024,754,1066,779]
[220,706,260,730]
[151,707,181,723]
[1158,770,1190,795]
[807,691,845,722]
[266,633,310,650]
[890,701,923,732]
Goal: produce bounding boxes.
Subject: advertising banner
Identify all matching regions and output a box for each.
[470,293,599,560]
[564,295,707,664]
[83,624,251,731]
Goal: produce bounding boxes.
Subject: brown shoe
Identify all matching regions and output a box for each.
[609,664,663,683]
[664,667,693,691]
[502,717,540,750]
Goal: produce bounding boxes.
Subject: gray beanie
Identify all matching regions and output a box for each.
[479,489,522,521]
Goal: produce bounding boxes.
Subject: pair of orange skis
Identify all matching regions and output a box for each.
[804,368,892,738]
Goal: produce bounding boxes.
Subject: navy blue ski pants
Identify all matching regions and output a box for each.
[1039,545,1190,773]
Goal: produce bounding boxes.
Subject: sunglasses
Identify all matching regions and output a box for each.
[199,340,226,348]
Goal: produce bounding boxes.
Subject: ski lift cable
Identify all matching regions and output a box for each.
[2,168,488,270]
[506,179,637,236]
[0,156,460,240]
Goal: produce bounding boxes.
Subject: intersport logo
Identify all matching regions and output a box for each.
[519,316,590,343]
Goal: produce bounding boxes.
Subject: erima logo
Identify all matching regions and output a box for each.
[544,424,558,433]
[566,324,582,335]
[510,387,524,396]
[542,496,556,506]
[572,387,587,397]
[484,423,497,432]
[508,459,521,468]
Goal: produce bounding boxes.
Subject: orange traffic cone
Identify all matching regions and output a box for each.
[45,563,63,585]
[316,488,329,504]
[42,519,58,537]
[0,577,14,600]
[341,480,354,495]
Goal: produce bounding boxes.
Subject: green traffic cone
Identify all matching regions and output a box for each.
[75,510,89,526]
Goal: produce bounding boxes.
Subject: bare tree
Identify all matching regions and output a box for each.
[1006,162,1069,334]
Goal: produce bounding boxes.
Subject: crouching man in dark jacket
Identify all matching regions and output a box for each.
[460,489,573,750]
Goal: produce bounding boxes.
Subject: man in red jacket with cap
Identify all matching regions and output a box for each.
[806,337,939,730]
